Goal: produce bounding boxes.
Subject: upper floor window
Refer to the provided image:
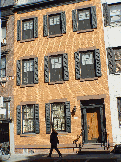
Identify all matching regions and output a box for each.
[75,49,102,81]
[0,56,6,78]
[107,46,121,74]
[103,3,121,27]
[44,53,69,84]
[22,19,34,40]
[16,57,38,86]
[109,3,121,27]
[1,21,6,45]
[72,6,97,32]
[22,59,34,84]
[17,17,38,41]
[43,11,66,37]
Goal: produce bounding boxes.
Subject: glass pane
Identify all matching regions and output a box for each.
[111,15,121,22]
[29,21,33,30]
[2,27,6,39]
[110,4,121,16]
[50,18,54,25]
[8,102,10,118]
[24,23,27,30]
[2,69,6,77]
[30,60,34,71]
[24,62,27,72]
[114,49,121,60]
[56,16,60,24]
[79,10,90,20]
[26,22,30,30]
[115,60,121,73]
[27,61,30,71]
[82,52,93,65]
[2,57,6,68]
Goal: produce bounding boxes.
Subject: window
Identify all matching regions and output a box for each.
[17,17,38,41]
[107,47,121,74]
[51,103,66,131]
[75,49,102,80]
[0,101,10,119]
[44,53,69,83]
[78,9,91,30]
[16,57,38,86]
[43,11,66,37]
[1,21,6,45]
[103,3,121,27]
[109,3,121,26]
[49,55,63,82]
[113,48,121,73]
[45,101,71,134]
[0,56,6,78]
[22,19,34,40]
[16,104,39,135]
[22,105,35,133]
[22,59,34,84]
[117,97,121,128]
[72,6,97,32]
[80,51,95,78]
[49,14,61,35]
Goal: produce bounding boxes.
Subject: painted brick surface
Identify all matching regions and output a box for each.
[14,0,113,152]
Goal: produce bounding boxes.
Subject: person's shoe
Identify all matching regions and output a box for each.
[59,154,62,158]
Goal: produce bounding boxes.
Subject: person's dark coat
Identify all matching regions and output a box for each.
[50,131,59,146]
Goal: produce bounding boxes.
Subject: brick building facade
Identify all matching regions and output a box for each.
[13,0,114,154]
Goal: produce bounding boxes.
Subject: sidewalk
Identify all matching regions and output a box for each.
[0,153,121,162]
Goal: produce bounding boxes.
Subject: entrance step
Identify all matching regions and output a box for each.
[77,143,110,154]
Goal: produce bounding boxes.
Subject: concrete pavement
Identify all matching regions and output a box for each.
[0,153,121,162]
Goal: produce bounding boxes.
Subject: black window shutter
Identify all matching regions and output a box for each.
[72,10,77,32]
[17,105,21,135]
[45,103,51,134]
[16,60,21,86]
[103,3,110,27]
[74,52,80,80]
[91,6,97,29]
[63,53,69,81]
[35,104,40,134]
[65,101,71,133]
[107,47,116,74]
[17,20,21,41]
[43,15,48,37]
[34,17,38,38]
[94,49,102,77]
[34,57,38,84]
[44,56,49,83]
[61,11,66,34]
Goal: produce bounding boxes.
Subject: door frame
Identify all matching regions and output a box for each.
[81,103,105,143]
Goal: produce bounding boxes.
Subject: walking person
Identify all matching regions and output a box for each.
[47,127,62,158]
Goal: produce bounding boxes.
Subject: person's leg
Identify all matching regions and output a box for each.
[48,145,54,157]
[54,146,62,156]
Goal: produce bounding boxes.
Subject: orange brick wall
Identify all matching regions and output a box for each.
[14,0,113,151]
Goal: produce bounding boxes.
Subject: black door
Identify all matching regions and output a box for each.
[0,123,9,143]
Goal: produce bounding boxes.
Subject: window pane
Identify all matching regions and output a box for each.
[2,27,6,39]
[2,69,6,77]
[79,10,90,20]
[114,49,121,60]
[8,102,10,118]
[115,60,121,73]
[82,53,93,65]
[30,60,34,71]
[2,57,6,68]
[110,4,121,16]
[23,62,27,72]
